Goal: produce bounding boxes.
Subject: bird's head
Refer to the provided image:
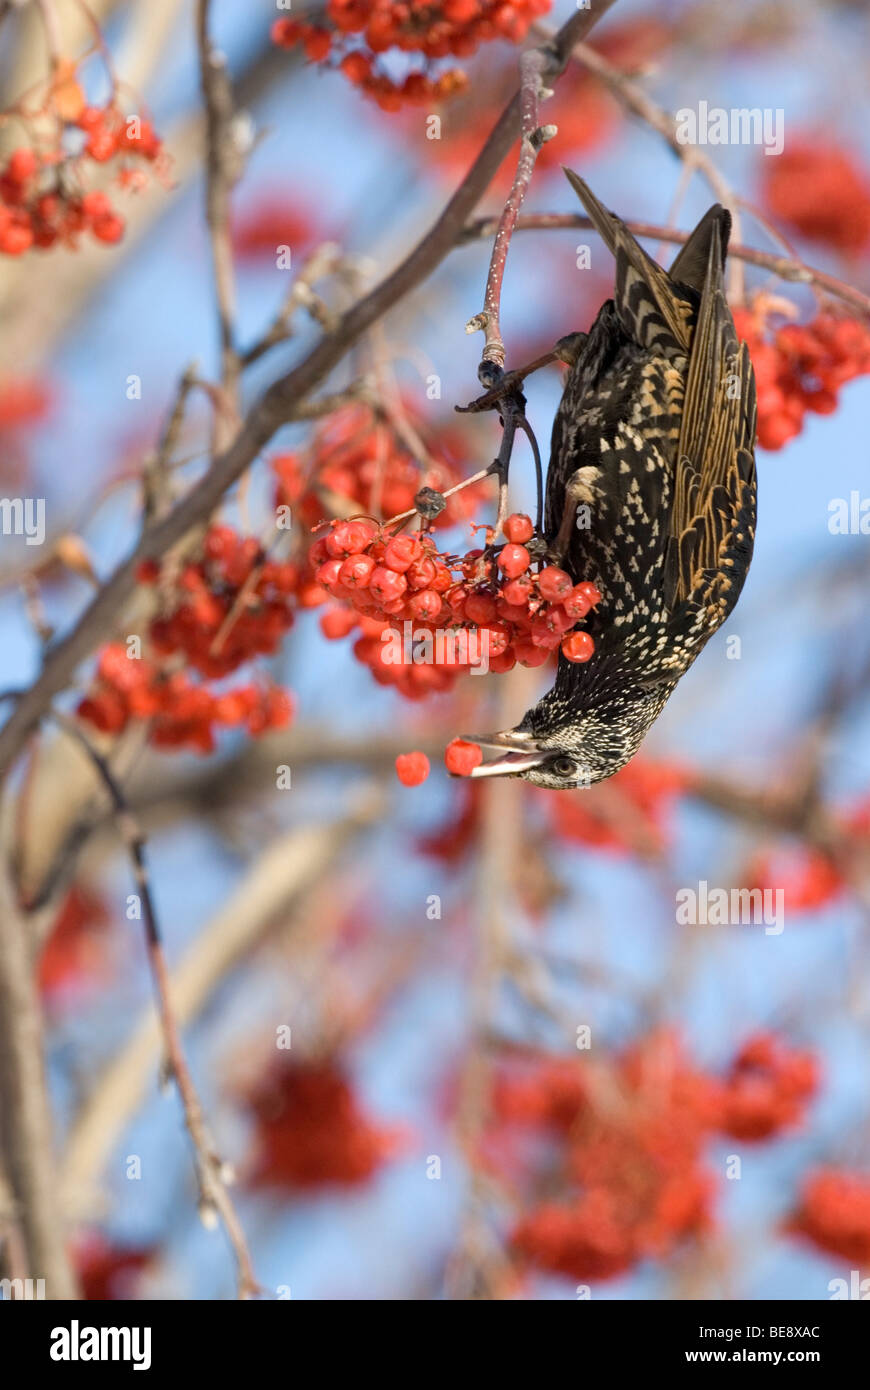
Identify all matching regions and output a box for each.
[461,686,644,790]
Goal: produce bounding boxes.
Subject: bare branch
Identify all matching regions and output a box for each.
[0,825,78,1298]
[460,213,870,319]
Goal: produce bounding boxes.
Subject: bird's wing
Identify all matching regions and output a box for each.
[662,218,757,613]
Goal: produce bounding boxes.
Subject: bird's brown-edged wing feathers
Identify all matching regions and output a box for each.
[663,219,757,613]
[563,170,693,353]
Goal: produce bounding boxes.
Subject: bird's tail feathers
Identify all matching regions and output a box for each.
[563,167,692,352]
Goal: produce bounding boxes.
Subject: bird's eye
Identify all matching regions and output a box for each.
[552,756,578,779]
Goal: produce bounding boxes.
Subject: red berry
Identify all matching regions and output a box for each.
[537,566,573,601]
[316,558,345,590]
[501,574,533,606]
[407,589,443,621]
[396,751,430,787]
[383,535,422,573]
[514,638,551,668]
[86,128,118,162]
[91,213,125,245]
[303,28,332,61]
[431,564,453,593]
[444,739,482,776]
[271,18,301,46]
[561,631,595,663]
[530,617,566,649]
[464,591,497,624]
[326,519,376,557]
[406,554,437,590]
[574,581,602,607]
[7,148,37,184]
[489,649,517,674]
[498,543,531,579]
[0,218,33,255]
[503,513,534,544]
[563,587,593,621]
[369,566,408,604]
[320,607,358,640]
[338,553,375,589]
[341,50,372,80]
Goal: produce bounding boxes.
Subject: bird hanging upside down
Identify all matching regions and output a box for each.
[466,170,758,789]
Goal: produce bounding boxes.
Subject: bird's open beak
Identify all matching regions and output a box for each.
[460,730,548,779]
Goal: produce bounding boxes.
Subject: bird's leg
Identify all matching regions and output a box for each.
[486,387,522,536]
[455,331,585,415]
[455,339,575,416]
[515,413,544,535]
[553,331,588,368]
[549,466,600,563]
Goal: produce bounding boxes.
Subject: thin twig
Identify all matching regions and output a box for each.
[240,242,345,367]
[466,47,557,375]
[459,213,870,319]
[563,30,746,301]
[49,709,259,1299]
[196,0,243,444]
[143,363,199,523]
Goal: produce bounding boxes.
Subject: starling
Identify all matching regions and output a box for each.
[466,171,757,788]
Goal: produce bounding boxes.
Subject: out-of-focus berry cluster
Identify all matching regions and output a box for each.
[272,0,553,110]
[78,525,295,753]
[735,303,870,450]
[486,1029,818,1282]
[0,60,167,256]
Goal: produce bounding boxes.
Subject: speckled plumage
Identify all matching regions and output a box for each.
[469,172,757,789]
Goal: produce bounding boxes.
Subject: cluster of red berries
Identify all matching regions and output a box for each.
[139,524,298,680]
[232,196,319,261]
[744,847,844,915]
[762,137,870,255]
[488,1028,819,1283]
[272,404,486,534]
[735,306,870,450]
[78,642,293,754]
[73,1234,154,1302]
[0,375,51,430]
[38,882,111,1002]
[787,1168,870,1266]
[716,1033,818,1142]
[243,1056,401,1190]
[494,1031,716,1281]
[0,102,165,256]
[310,511,601,699]
[272,0,551,110]
[743,791,870,915]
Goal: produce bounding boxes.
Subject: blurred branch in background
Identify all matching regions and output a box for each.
[63,788,384,1213]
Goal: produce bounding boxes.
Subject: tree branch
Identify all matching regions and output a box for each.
[0,829,78,1298]
[460,213,870,319]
